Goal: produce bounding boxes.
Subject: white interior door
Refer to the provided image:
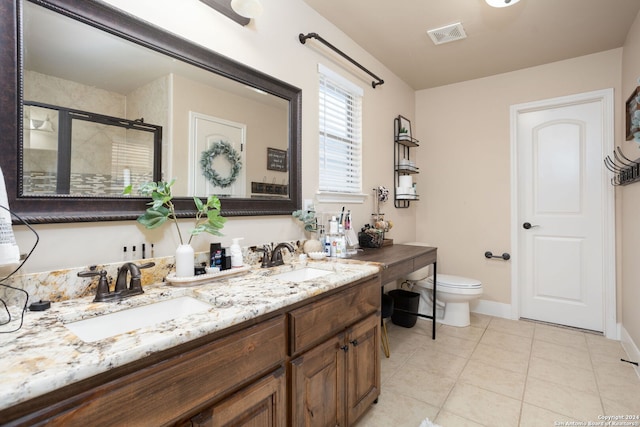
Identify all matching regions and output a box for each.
[189,112,246,197]
[512,90,614,334]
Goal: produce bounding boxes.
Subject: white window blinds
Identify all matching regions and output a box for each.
[318,65,363,194]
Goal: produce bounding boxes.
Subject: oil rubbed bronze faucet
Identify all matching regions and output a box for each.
[256,242,295,268]
[78,262,155,302]
[270,242,295,267]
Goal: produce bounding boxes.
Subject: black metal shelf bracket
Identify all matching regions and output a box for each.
[299,32,384,88]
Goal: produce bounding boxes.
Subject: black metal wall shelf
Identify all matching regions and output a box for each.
[393,115,419,208]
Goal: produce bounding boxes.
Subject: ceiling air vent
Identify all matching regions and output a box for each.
[427,22,467,45]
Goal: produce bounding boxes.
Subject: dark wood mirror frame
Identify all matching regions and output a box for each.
[0,0,302,224]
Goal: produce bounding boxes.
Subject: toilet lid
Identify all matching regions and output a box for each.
[427,274,482,289]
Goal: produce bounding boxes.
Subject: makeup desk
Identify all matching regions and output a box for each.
[349,244,438,339]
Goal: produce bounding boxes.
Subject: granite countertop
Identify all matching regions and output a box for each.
[0,259,381,411]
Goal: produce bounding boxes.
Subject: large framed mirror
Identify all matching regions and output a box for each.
[0,0,302,223]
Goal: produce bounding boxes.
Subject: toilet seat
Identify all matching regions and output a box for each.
[418,274,482,289]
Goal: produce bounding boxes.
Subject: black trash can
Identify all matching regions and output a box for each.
[389,289,420,328]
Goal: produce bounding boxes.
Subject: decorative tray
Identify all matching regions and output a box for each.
[165,264,252,287]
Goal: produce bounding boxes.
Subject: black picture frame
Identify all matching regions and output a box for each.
[267,148,287,172]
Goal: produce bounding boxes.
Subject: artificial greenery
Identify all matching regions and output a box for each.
[124,179,226,245]
[200,141,242,188]
[292,205,318,232]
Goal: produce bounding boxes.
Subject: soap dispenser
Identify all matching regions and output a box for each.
[230,238,244,268]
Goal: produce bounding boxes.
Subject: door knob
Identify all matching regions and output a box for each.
[523,222,539,229]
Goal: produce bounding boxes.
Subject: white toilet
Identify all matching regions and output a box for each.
[404,243,483,327]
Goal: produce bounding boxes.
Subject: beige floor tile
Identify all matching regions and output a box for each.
[443,383,522,427]
[438,324,485,342]
[470,312,492,328]
[384,324,422,362]
[528,356,598,394]
[421,331,479,358]
[382,361,457,407]
[592,357,639,380]
[435,409,486,427]
[458,359,526,399]
[589,345,629,365]
[405,344,469,379]
[380,349,404,386]
[531,338,593,371]
[396,317,439,338]
[488,317,535,338]
[523,377,603,421]
[534,324,588,350]
[470,342,530,374]
[354,388,439,427]
[519,403,578,427]
[595,369,640,412]
[585,332,625,356]
[601,396,640,416]
[479,328,533,354]
[372,314,640,427]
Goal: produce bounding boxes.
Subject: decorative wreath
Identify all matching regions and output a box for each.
[200,141,242,188]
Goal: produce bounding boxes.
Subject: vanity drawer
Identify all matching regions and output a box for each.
[289,277,380,355]
[381,258,413,283]
[35,315,286,426]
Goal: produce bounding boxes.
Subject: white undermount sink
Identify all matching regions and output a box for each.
[270,267,333,282]
[64,296,212,343]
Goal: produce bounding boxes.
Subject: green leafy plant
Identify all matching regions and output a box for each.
[124,179,226,245]
[292,205,318,232]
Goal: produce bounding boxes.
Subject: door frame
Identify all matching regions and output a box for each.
[509,88,617,339]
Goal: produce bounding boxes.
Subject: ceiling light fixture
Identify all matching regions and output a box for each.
[485,0,521,7]
[230,0,263,18]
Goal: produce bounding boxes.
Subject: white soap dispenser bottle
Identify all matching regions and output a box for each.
[230,237,244,268]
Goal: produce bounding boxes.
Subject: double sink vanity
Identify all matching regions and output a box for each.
[0,244,436,426]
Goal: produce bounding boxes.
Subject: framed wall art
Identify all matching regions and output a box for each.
[267,147,287,172]
[625,86,640,140]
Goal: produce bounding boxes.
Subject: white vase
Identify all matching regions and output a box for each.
[175,244,195,278]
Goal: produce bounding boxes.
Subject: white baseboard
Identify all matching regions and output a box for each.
[470,299,512,320]
[621,325,640,380]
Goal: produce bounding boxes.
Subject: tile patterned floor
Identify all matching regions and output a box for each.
[355,314,640,427]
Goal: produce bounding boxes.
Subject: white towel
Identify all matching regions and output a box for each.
[419,418,443,427]
[0,167,20,274]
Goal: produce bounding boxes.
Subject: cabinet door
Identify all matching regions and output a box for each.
[290,333,346,427]
[346,313,381,425]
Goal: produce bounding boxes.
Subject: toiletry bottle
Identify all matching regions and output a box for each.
[230,237,244,268]
[336,224,346,258]
[324,232,332,256]
[328,216,338,235]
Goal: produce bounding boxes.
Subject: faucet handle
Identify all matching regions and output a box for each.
[78,269,113,302]
[255,246,271,268]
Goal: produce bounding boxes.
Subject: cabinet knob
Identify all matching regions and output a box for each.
[350,339,358,346]
[340,345,349,352]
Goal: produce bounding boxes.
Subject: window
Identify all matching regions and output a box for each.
[318,64,364,200]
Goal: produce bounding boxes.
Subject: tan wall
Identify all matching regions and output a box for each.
[13,0,416,271]
[171,74,288,196]
[620,10,640,348]
[415,49,622,308]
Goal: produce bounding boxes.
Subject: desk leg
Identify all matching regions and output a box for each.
[432,262,437,340]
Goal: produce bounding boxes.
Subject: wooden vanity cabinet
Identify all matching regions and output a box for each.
[177,367,287,427]
[289,277,381,426]
[5,315,287,427]
[2,274,381,427]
